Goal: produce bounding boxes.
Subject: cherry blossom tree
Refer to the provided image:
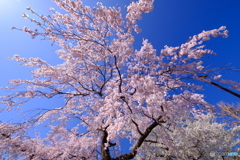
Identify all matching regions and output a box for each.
[1,0,240,159]
[135,112,240,160]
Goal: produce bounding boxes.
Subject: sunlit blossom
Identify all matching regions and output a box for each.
[22,13,28,18]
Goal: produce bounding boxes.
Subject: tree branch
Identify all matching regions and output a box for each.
[209,81,240,98]
[113,116,164,160]
[114,55,123,93]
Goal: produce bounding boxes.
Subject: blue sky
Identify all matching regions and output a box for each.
[0,0,240,155]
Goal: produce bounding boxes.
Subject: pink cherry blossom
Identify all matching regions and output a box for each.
[1,0,240,159]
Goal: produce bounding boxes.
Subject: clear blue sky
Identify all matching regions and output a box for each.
[0,0,239,149]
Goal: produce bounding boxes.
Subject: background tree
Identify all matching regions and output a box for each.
[0,0,239,159]
[135,112,240,160]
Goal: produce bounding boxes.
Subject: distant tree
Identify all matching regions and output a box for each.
[1,0,239,159]
[135,112,240,160]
